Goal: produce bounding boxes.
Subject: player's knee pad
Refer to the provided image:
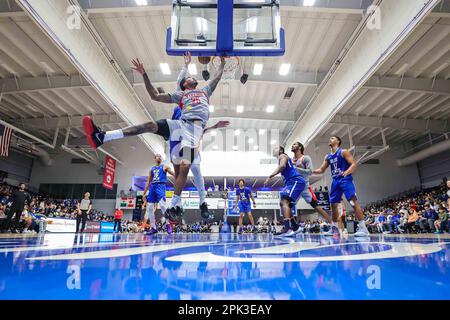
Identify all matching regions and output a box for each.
[309,199,318,209]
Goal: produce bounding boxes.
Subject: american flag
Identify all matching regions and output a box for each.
[0,124,13,157]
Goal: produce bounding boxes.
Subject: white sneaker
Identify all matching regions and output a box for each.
[354,228,370,237]
[275,227,295,237]
[293,226,303,235]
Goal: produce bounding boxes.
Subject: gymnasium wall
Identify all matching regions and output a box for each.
[0,150,34,185]
[417,150,450,188]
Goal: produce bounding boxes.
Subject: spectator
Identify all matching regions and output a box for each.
[420,204,438,233]
[447,180,450,211]
[405,208,419,233]
[114,208,123,233]
[385,211,401,234]
[434,205,448,234]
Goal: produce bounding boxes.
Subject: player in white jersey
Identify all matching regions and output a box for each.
[291,142,333,235]
[83,53,226,223]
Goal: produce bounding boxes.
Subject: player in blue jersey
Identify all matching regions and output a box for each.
[142,154,175,235]
[234,179,257,234]
[313,136,370,237]
[265,146,307,237]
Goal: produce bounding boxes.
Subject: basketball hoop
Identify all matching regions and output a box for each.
[211,56,240,81]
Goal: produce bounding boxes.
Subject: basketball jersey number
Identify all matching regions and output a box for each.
[153,169,160,181]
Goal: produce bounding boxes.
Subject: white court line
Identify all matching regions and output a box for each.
[27,241,216,260]
[166,242,450,263]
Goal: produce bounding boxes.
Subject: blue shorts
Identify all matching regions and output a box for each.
[330,178,357,204]
[238,201,252,213]
[280,178,306,204]
[147,183,166,204]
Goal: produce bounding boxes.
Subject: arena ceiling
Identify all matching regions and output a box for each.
[0,0,449,164]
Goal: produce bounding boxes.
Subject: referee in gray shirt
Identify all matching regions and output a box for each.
[76,192,92,233]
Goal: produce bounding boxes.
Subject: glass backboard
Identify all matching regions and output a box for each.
[167,0,285,56]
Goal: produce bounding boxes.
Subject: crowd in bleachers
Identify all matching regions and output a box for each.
[1,179,449,235]
[362,180,450,234]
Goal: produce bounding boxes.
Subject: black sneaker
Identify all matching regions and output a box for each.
[200,202,210,219]
[167,206,183,223]
[83,116,105,149]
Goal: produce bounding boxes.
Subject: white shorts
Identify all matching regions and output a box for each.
[300,182,313,204]
[167,119,203,164]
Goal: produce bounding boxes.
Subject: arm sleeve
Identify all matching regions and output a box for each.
[176,67,188,91]
[296,156,313,175]
[202,85,212,98]
[169,91,184,104]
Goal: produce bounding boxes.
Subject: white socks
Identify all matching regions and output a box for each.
[148,207,156,228]
[104,129,124,142]
[170,194,182,209]
[359,220,368,230]
[190,164,206,204]
[158,199,167,216]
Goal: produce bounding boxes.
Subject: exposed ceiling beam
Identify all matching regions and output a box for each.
[128,70,324,88]
[331,114,450,134]
[3,71,450,98]
[76,0,373,15]
[7,113,125,131]
[0,0,26,17]
[0,75,89,94]
[365,75,450,96]
[285,0,441,149]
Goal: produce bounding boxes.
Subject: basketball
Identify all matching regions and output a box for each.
[198,56,211,65]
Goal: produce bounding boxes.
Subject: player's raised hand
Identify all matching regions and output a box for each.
[220,56,226,67]
[132,58,145,75]
[264,177,271,186]
[184,51,192,66]
[214,120,230,129]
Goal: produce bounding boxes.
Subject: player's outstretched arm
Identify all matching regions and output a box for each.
[265,154,288,185]
[204,120,230,134]
[341,149,358,177]
[132,58,172,103]
[143,170,152,196]
[176,52,191,90]
[313,155,329,174]
[165,166,176,177]
[208,57,226,94]
[250,192,257,207]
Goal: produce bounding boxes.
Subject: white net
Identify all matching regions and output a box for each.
[211,56,240,81]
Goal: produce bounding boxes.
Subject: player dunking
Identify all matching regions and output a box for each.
[313,136,370,237]
[291,142,333,235]
[170,52,229,219]
[265,146,306,237]
[83,53,225,223]
[142,154,175,235]
[234,179,257,234]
